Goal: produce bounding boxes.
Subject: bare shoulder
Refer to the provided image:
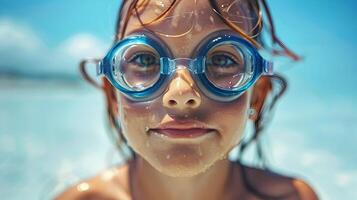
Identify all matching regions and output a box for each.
[54,163,131,200]
[235,163,319,200]
[291,178,319,200]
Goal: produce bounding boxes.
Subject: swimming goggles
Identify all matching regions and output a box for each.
[97,31,273,102]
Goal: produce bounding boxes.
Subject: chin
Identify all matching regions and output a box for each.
[147,146,222,178]
[160,165,211,178]
[155,157,215,177]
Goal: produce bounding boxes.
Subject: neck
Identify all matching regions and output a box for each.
[131,156,237,200]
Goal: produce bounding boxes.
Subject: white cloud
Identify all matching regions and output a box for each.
[300,150,340,168]
[0,18,110,76]
[0,19,43,51]
[336,173,351,187]
[335,171,357,187]
[265,125,356,200]
[58,34,108,60]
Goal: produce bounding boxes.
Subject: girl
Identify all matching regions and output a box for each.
[56,0,319,199]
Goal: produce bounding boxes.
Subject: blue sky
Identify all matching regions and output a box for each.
[0,0,120,46]
[0,0,356,199]
[1,0,356,94]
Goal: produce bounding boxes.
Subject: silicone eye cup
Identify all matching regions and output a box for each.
[97,32,273,102]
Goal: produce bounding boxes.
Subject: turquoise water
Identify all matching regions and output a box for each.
[0,78,122,199]
[1,0,357,199]
[1,77,356,199]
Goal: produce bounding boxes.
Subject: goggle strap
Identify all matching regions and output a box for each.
[263,60,274,75]
[79,58,103,89]
[97,61,104,76]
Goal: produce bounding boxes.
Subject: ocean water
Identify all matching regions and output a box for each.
[0,78,121,199]
[0,77,356,200]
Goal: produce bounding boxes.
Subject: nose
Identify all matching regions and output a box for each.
[163,68,202,111]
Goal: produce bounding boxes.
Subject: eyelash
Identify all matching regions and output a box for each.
[207,52,241,67]
[128,52,158,67]
[126,51,242,69]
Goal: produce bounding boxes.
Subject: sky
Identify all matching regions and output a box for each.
[1,0,356,94]
[0,0,357,199]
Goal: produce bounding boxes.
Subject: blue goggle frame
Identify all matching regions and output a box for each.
[97,32,273,102]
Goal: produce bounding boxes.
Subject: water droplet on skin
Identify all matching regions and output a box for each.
[194,10,199,17]
[145,106,150,110]
[186,32,193,40]
[101,169,115,181]
[209,16,215,24]
[151,115,156,121]
[220,3,229,12]
[166,154,171,159]
[77,182,90,192]
[198,146,203,156]
[194,24,202,32]
[189,83,193,87]
[154,8,162,14]
[171,20,178,28]
[155,1,165,7]
[220,154,227,160]
[221,3,229,8]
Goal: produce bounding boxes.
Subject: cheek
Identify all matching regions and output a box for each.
[117,93,164,150]
[204,92,250,147]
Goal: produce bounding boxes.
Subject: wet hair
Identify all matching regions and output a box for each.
[97,0,299,199]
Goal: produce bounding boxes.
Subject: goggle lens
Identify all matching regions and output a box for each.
[204,43,254,89]
[113,44,161,91]
[111,42,255,92]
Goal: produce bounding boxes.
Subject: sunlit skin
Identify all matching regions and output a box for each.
[55,0,319,199]
[115,3,251,200]
[117,0,255,178]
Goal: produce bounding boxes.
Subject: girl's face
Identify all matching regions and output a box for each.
[117,0,255,177]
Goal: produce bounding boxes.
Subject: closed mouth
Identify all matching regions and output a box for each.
[150,128,216,138]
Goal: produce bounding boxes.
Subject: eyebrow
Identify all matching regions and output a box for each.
[123,28,242,58]
[125,28,176,55]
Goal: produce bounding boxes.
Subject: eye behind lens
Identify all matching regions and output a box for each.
[207,52,242,68]
[128,52,159,68]
[112,45,162,92]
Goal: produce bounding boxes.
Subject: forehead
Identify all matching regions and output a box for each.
[121,0,254,57]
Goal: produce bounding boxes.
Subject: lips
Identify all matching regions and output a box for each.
[149,120,216,139]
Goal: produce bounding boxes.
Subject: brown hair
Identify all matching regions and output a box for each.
[85,0,299,199]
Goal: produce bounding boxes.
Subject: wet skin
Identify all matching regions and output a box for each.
[118,0,253,179]
[55,0,319,199]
